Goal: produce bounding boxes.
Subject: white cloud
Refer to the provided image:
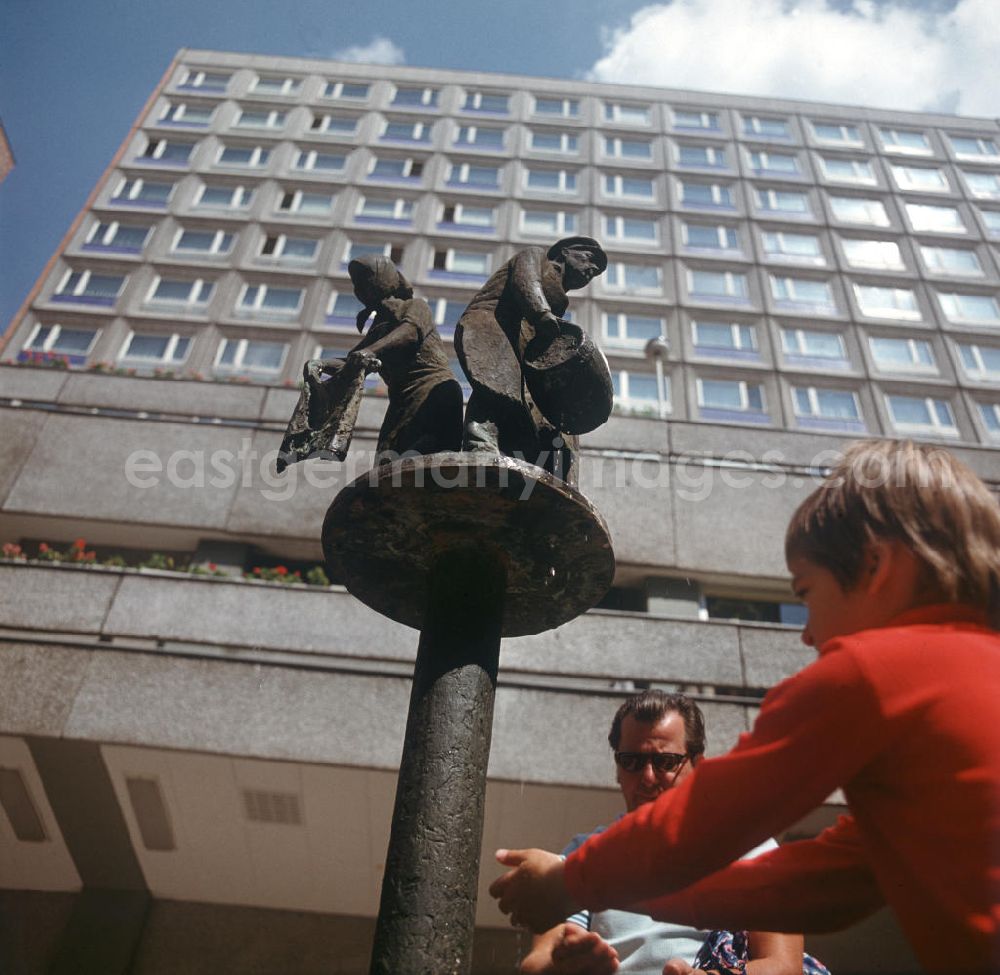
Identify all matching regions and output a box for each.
[332,36,405,66]
[587,0,1000,117]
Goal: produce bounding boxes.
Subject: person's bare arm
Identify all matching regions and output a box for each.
[745,930,803,975]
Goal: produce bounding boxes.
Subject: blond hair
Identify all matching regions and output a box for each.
[786,440,1000,624]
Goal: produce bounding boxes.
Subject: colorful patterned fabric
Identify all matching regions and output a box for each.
[693,929,830,975]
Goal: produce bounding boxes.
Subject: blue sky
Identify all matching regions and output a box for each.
[1,0,993,331]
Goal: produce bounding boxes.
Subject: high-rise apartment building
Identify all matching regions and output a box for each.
[1,49,997,972]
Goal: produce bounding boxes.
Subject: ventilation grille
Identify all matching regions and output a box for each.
[242,789,303,825]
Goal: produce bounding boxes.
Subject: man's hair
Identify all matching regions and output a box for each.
[786,439,1000,623]
[607,690,707,760]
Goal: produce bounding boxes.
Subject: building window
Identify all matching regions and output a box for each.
[277,189,334,215]
[673,109,720,131]
[159,102,214,127]
[957,342,1000,380]
[948,135,1000,160]
[533,96,579,118]
[919,245,982,276]
[344,241,403,265]
[678,144,727,169]
[818,156,876,185]
[53,270,125,305]
[936,291,1000,324]
[21,323,99,364]
[743,115,790,138]
[139,138,194,165]
[753,187,810,216]
[234,109,286,130]
[868,336,936,373]
[604,102,651,126]
[393,86,439,108]
[747,150,799,175]
[978,403,1000,437]
[840,238,904,270]
[462,91,509,114]
[438,202,497,231]
[688,269,749,301]
[605,214,659,243]
[961,171,1000,200]
[905,202,965,233]
[237,283,304,317]
[197,184,253,210]
[520,209,577,236]
[382,121,432,144]
[310,113,359,136]
[886,395,957,436]
[293,149,347,173]
[878,127,931,155]
[791,386,865,431]
[890,164,949,193]
[692,320,758,359]
[602,312,665,347]
[682,222,739,251]
[603,174,655,200]
[979,208,1000,237]
[447,162,500,189]
[216,144,271,168]
[177,69,230,92]
[529,130,578,154]
[252,75,301,96]
[612,369,668,414]
[118,332,191,369]
[147,276,214,308]
[829,195,890,226]
[370,157,423,182]
[356,196,414,224]
[680,181,734,210]
[760,230,823,264]
[326,291,365,325]
[431,249,491,279]
[697,378,767,421]
[853,284,921,320]
[780,328,848,367]
[769,275,835,311]
[454,125,505,150]
[810,121,862,146]
[429,298,467,337]
[83,221,150,254]
[324,81,369,100]
[602,262,662,295]
[111,177,173,207]
[524,168,577,193]
[215,338,288,377]
[172,228,235,256]
[258,234,319,263]
[603,137,653,160]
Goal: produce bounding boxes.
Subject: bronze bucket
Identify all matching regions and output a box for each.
[522,320,614,435]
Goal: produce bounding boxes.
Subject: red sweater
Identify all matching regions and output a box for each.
[564,605,1000,973]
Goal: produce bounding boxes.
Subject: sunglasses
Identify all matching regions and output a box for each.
[614,751,688,774]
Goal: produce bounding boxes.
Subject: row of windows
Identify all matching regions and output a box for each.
[50,259,1000,329]
[107,172,1000,249]
[135,131,1000,204]
[19,322,1000,442]
[172,67,1000,157]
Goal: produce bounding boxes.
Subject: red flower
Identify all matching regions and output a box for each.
[253,567,262,575]
[207,563,218,571]
[39,542,49,553]
[73,538,86,550]
[275,566,288,576]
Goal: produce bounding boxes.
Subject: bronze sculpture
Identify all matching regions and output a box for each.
[277,256,462,472]
[454,236,612,481]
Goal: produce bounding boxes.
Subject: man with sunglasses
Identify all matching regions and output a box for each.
[518,691,802,974]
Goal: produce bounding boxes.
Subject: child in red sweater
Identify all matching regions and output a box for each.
[491,440,1000,973]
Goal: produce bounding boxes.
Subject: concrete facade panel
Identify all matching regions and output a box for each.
[740,625,814,688]
[0,564,118,633]
[505,612,743,686]
[3,414,244,528]
[0,409,49,503]
[0,366,69,402]
[0,641,93,736]
[102,574,416,657]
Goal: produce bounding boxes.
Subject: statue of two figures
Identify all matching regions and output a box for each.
[277,237,613,484]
